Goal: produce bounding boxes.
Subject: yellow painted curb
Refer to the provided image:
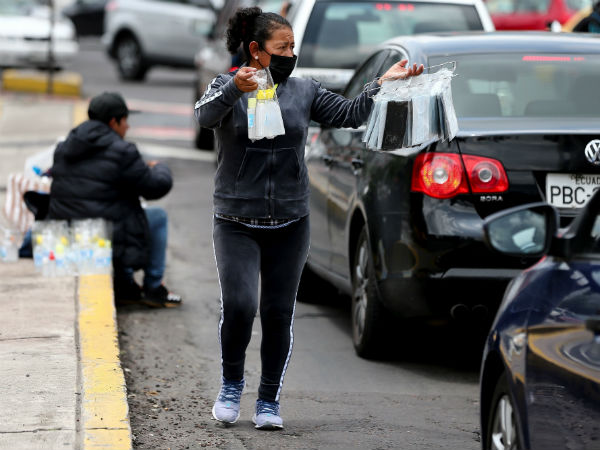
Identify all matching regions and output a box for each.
[2,69,82,97]
[73,99,89,127]
[78,274,132,450]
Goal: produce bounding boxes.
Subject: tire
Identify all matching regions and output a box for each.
[486,371,523,450]
[195,126,214,150]
[351,226,387,358]
[115,35,147,81]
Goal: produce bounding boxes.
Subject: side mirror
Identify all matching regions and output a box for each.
[483,203,558,258]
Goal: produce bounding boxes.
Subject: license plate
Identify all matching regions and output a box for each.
[546,173,600,208]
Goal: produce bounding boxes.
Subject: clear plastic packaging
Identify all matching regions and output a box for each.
[0,228,20,262]
[247,68,285,141]
[31,218,112,276]
[363,63,458,152]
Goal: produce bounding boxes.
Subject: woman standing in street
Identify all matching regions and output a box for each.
[194,6,422,430]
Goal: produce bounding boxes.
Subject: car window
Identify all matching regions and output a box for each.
[298,1,483,70]
[0,0,42,14]
[485,0,550,13]
[486,0,592,13]
[429,53,600,118]
[344,50,390,99]
[564,0,592,10]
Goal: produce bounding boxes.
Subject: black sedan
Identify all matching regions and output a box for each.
[480,189,600,450]
[303,32,600,358]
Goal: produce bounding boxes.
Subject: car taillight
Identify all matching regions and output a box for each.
[106,0,118,11]
[462,155,508,193]
[411,153,469,199]
[411,153,509,199]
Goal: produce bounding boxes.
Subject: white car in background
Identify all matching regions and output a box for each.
[287,0,496,92]
[0,0,79,69]
[193,0,495,149]
[102,0,216,81]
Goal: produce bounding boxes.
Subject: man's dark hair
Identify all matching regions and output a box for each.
[88,92,131,125]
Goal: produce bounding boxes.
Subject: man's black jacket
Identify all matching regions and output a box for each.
[48,120,172,269]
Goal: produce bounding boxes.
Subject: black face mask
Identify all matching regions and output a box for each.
[264,52,297,84]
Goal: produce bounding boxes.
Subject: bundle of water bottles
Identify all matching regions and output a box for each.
[31,218,112,277]
[363,63,459,151]
[0,227,20,262]
[247,67,285,141]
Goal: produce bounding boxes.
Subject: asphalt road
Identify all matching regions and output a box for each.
[66,38,198,149]
[70,38,487,450]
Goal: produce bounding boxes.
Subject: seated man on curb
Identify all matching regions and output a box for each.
[48,91,182,308]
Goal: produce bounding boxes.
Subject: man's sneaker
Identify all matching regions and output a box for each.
[114,280,142,305]
[252,399,283,430]
[142,284,182,308]
[212,379,245,424]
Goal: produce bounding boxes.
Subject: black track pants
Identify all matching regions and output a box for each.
[212,216,310,402]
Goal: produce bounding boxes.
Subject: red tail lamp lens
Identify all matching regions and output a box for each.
[462,155,509,193]
[411,153,469,199]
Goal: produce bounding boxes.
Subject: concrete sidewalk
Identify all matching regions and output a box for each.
[0,92,132,450]
[0,262,132,450]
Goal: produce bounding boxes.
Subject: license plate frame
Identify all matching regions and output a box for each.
[546,173,600,208]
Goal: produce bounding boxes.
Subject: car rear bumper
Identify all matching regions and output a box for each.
[378,268,519,319]
[0,40,78,67]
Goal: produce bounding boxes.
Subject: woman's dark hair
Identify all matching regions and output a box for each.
[226,7,291,63]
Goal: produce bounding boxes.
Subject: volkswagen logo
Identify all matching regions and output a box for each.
[585,140,600,165]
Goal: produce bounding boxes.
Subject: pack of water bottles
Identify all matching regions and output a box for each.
[363,63,459,151]
[32,218,112,276]
[0,227,20,262]
[247,67,285,141]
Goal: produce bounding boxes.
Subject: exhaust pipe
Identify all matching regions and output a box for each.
[472,304,489,320]
[450,303,470,320]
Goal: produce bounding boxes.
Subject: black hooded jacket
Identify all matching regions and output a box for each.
[48,120,173,269]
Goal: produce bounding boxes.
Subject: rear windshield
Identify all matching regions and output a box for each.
[298,1,484,70]
[428,53,600,118]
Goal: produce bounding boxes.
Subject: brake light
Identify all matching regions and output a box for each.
[411,153,509,199]
[411,153,469,199]
[461,155,508,193]
[105,0,118,11]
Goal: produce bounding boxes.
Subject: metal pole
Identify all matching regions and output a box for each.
[47,0,55,95]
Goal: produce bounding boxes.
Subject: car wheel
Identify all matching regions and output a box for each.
[487,372,522,450]
[115,35,147,81]
[352,226,386,358]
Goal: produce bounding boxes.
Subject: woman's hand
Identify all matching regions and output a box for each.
[378,59,424,85]
[234,67,258,92]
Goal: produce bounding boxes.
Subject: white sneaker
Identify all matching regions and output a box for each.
[212,379,245,424]
[252,399,283,430]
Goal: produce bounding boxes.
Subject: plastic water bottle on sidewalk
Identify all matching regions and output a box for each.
[1,228,20,262]
[94,238,112,275]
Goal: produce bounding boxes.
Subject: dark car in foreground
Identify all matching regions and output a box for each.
[303,32,600,357]
[479,189,600,450]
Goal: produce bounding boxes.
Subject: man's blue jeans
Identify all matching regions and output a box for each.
[122,207,168,290]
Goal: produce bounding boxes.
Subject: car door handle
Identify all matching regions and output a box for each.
[351,158,364,170]
[322,155,334,165]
